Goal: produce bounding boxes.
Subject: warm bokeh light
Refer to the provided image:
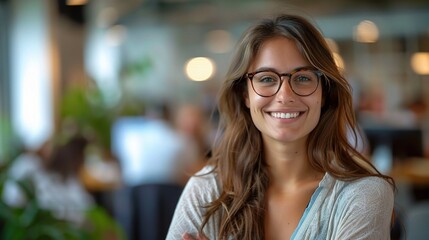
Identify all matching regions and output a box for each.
[66,0,87,6]
[411,52,429,75]
[185,57,215,81]
[354,20,379,43]
[205,30,234,54]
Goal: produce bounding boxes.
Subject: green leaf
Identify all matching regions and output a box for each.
[20,200,40,227]
[83,206,126,240]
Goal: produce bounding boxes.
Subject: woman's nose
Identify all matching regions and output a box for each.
[275,79,296,102]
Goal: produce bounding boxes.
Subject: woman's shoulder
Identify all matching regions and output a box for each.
[333,175,394,203]
[346,175,392,191]
[187,165,220,190]
[182,165,221,202]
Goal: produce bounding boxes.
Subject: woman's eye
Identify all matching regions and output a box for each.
[293,75,314,83]
[258,76,278,83]
[296,75,310,82]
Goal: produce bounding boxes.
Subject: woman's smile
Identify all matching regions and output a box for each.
[270,111,301,119]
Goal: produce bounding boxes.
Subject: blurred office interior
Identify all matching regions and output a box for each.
[1,0,429,239]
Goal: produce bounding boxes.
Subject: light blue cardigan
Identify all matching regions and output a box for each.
[167,166,394,240]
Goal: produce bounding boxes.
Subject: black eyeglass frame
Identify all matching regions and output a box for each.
[246,66,323,97]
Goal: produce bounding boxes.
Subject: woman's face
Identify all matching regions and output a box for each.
[244,37,323,145]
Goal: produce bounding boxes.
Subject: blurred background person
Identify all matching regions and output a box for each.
[109,101,205,239]
[3,132,94,225]
[112,101,202,186]
[173,102,212,179]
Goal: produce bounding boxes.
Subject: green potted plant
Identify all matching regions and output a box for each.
[0,172,125,239]
[0,88,126,239]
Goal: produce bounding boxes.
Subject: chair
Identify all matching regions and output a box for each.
[96,186,135,239]
[132,183,183,240]
[403,201,429,240]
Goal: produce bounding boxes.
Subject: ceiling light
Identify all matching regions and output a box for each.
[185,57,215,81]
[411,52,429,75]
[354,20,379,43]
[66,0,87,6]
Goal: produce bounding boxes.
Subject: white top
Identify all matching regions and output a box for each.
[112,117,199,186]
[167,166,394,240]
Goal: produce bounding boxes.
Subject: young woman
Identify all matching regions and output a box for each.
[167,13,395,240]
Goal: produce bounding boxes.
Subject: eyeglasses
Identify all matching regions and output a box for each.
[246,67,322,97]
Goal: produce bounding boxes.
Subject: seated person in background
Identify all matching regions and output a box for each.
[3,133,94,225]
[110,102,204,239]
[173,103,213,180]
[113,102,202,187]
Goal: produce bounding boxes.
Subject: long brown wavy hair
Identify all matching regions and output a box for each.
[200,13,395,239]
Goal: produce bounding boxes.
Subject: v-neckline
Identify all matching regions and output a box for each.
[290,172,328,239]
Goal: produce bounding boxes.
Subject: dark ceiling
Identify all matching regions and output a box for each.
[55,0,429,26]
[57,0,86,24]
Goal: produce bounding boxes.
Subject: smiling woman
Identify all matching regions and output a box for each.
[244,37,323,146]
[167,13,395,240]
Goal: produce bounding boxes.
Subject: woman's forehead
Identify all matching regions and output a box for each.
[248,37,309,72]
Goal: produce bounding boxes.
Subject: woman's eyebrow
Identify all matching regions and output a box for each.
[252,66,278,72]
[251,65,313,73]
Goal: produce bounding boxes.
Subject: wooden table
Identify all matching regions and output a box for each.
[390,158,429,185]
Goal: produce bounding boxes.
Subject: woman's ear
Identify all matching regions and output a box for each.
[244,91,250,108]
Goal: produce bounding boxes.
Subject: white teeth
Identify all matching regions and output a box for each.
[271,112,300,119]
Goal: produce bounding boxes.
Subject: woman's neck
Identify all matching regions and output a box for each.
[263,139,322,192]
